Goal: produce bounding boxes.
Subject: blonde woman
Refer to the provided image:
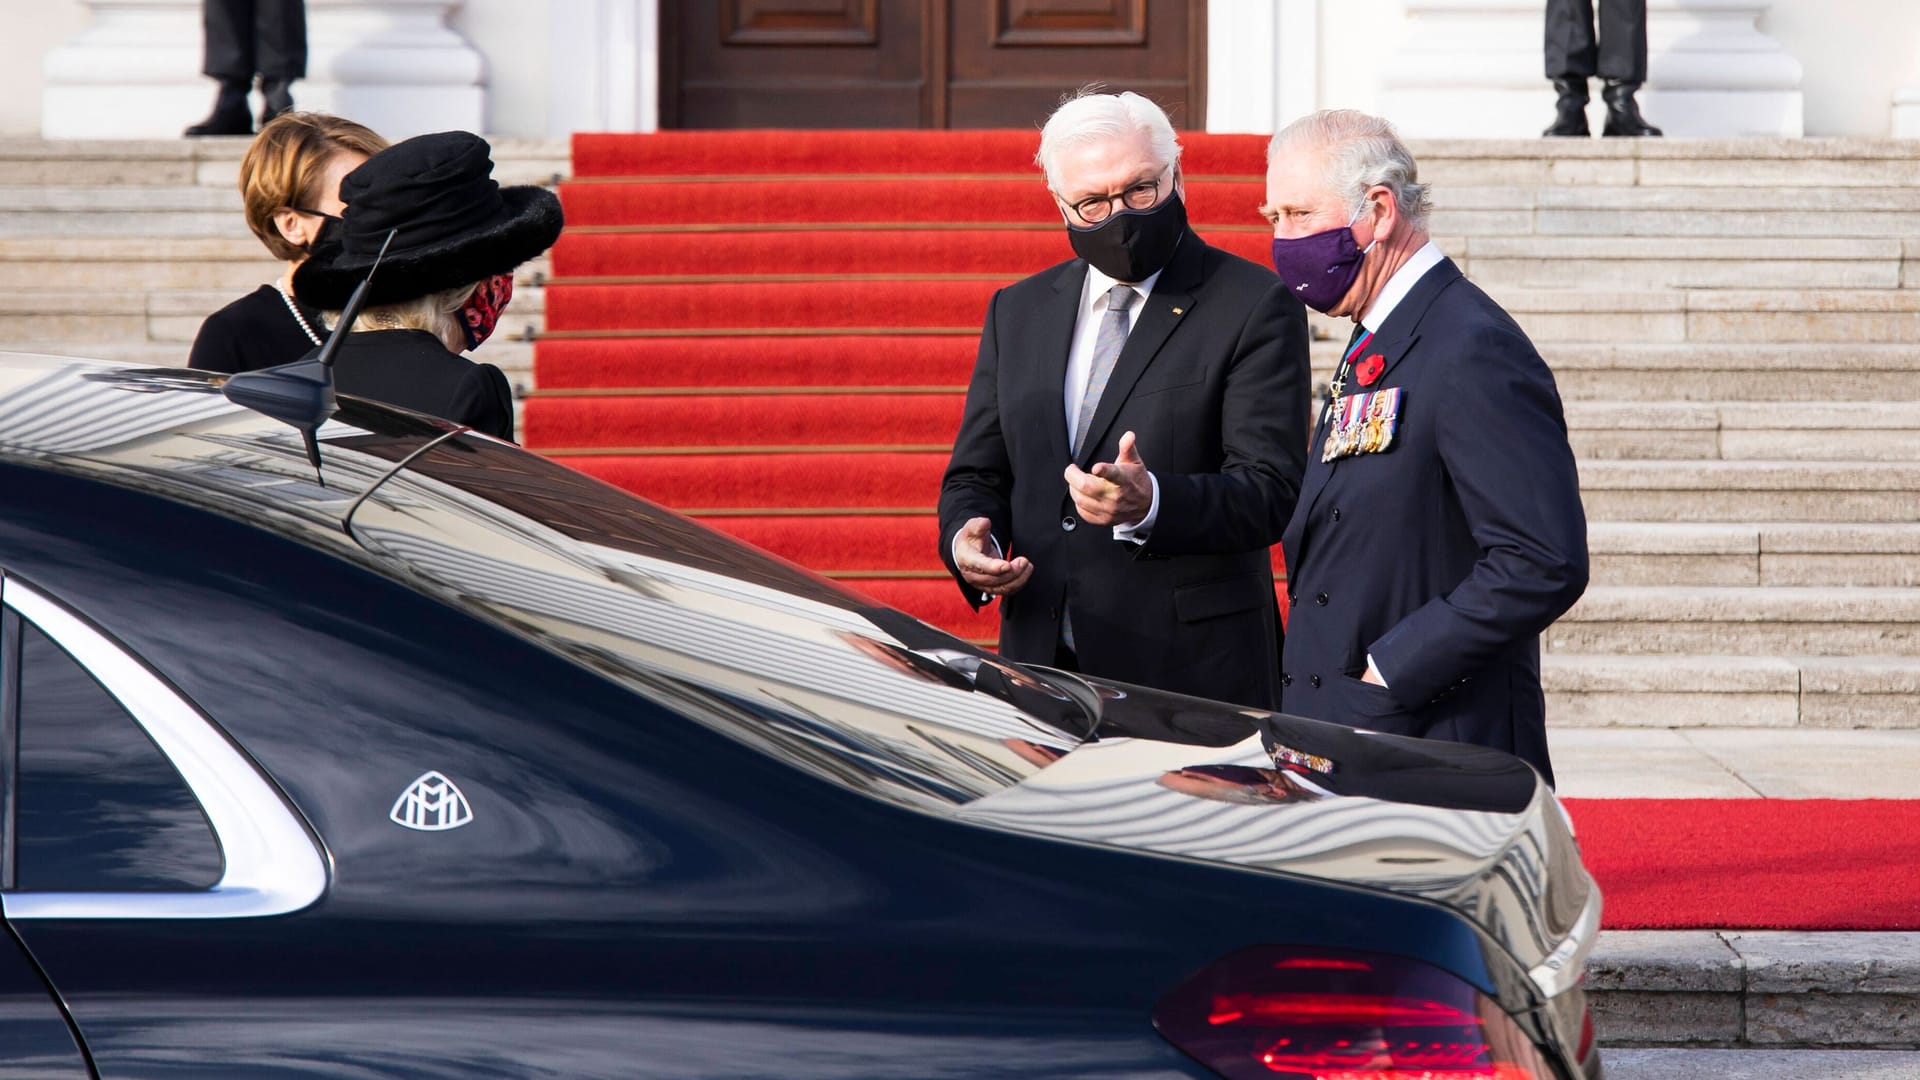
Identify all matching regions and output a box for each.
[291,131,563,442]
[189,112,388,374]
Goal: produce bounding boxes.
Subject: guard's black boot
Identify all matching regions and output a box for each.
[258,78,294,127]
[184,78,253,137]
[1601,80,1663,136]
[1543,77,1590,137]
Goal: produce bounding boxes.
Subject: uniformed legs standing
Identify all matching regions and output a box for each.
[1542,0,1661,138]
[185,0,309,137]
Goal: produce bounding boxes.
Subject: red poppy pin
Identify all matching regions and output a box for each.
[1356,353,1386,387]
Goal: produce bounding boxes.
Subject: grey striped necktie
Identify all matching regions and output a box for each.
[1071,284,1138,457]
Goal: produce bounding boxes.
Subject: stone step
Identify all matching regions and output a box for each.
[1544,654,1920,729]
[1310,288,1920,345]
[1541,344,1920,402]
[1454,236,1908,290]
[1548,586,1920,657]
[1589,932,1920,1051]
[1304,342,1920,402]
[1565,403,1920,461]
[0,285,546,346]
[1589,523,1920,587]
[0,138,570,188]
[0,339,535,394]
[0,249,549,298]
[1577,461,1920,524]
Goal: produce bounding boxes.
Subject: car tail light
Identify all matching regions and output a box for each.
[1154,946,1553,1080]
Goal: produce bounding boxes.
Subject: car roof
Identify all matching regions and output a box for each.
[0,352,1077,808]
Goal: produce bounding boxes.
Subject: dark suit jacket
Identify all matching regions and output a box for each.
[1278,257,1588,785]
[939,230,1311,709]
[324,329,515,442]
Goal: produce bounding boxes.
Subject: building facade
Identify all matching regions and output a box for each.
[4,0,1920,139]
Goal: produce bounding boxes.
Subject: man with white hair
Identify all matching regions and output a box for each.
[939,88,1310,710]
[1264,110,1588,784]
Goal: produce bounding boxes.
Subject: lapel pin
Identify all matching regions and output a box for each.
[1171,307,1184,315]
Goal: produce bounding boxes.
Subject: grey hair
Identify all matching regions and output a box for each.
[335,281,479,353]
[1269,110,1432,229]
[1035,86,1182,190]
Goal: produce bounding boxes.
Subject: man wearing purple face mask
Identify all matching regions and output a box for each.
[1264,110,1587,786]
[939,88,1310,711]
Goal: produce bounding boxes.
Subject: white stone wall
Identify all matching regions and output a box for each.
[0,1,92,137]
[3,0,1918,137]
[1273,0,1920,137]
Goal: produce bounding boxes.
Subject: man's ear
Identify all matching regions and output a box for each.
[1365,184,1398,243]
[272,206,307,249]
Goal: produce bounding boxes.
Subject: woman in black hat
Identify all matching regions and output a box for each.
[292,130,563,442]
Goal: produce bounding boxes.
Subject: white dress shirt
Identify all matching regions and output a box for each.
[1065,264,1162,543]
[1360,240,1444,334]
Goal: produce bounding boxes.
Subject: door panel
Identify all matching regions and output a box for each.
[662,0,1203,129]
[0,929,89,1078]
[949,0,1202,128]
[663,0,932,128]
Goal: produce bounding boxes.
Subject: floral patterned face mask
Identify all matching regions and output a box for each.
[460,273,514,351]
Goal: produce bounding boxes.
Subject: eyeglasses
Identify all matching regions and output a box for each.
[1060,166,1174,226]
[289,206,342,223]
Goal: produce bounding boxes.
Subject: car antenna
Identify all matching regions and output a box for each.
[221,228,398,487]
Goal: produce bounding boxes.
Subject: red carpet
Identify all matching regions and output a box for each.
[1564,798,1920,930]
[551,228,1273,277]
[534,131,1293,645]
[571,130,1270,177]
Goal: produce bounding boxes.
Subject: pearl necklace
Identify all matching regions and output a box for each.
[276,284,323,347]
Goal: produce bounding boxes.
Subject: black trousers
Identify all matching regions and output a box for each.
[1543,0,1646,83]
[202,0,307,81]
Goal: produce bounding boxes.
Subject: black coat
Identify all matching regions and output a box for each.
[939,230,1311,710]
[1278,258,1588,785]
[188,285,327,375]
[328,329,515,442]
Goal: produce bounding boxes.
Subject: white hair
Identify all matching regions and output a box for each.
[1269,109,1432,229]
[1035,86,1182,190]
[335,281,479,353]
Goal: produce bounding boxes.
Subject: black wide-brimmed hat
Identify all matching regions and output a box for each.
[292,130,563,310]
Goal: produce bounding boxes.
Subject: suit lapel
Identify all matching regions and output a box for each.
[1035,260,1088,465]
[1361,257,1459,388]
[1285,257,1460,567]
[1074,230,1204,468]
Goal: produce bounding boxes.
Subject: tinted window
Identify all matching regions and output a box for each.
[13,621,222,891]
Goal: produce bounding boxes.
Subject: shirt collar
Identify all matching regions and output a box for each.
[1360,240,1444,335]
[1084,263,1162,311]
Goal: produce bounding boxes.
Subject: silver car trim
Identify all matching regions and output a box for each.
[0,578,328,919]
[1529,870,1604,998]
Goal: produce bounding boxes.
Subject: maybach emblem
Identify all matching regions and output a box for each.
[389,771,474,832]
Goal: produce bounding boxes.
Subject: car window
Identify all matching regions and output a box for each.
[12,620,223,892]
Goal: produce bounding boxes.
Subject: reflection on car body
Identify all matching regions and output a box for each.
[0,353,1603,1079]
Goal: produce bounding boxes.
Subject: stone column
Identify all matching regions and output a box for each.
[1378,0,1803,138]
[42,0,485,140]
[547,0,659,135]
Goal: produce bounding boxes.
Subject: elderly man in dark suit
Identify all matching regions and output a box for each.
[1264,110,1588,785]
[939,89,1311,711]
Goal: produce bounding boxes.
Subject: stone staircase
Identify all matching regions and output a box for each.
[0,137,567,388]
[2,134,1915,735]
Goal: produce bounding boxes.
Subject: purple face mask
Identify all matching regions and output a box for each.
[1269,202,1374,313]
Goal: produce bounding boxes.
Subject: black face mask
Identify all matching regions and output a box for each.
[1066,191,1187,283]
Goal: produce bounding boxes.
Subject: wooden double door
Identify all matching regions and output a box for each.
[661,1,1205,129]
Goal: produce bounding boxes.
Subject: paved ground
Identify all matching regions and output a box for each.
[1605,1049,1920,1078]
[1550,727,1920,798]
[1545,728,1920,1056]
